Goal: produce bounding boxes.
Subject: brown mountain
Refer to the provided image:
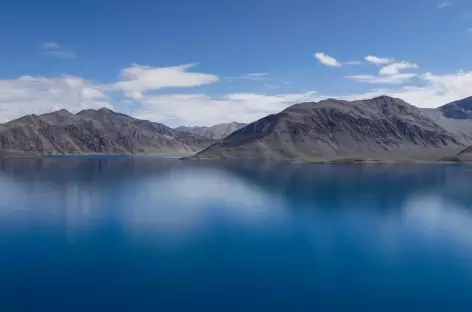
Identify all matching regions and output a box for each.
[0,108,214,156]
[192,96,471,162]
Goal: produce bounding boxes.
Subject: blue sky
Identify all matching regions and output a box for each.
[1,0,472,126]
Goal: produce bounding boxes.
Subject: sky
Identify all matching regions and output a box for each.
[1,0,472,127]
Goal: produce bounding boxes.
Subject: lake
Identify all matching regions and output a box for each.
[1,157,472,311]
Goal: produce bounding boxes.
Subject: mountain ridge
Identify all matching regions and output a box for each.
[192,96,472,162]
[2,96,472,162]
[0,108,215,156]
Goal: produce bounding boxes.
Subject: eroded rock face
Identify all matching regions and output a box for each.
[193,96,468,162]
[0,108,214,155]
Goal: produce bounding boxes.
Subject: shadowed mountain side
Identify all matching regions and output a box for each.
[192,96,469,162]
[439,96,472,120]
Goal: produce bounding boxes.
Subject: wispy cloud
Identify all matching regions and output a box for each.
[114,63,219,100]
[347,57,419,85]
[437,1,451,9]
[226,73,270,81]
[40,42,76,59]
[365,55,393,65]
[380,61,418,75]
[314,53,362,67]
[314,52,341,67]
[346,73,417,84]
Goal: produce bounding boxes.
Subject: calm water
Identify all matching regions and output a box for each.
[1,158,472,311]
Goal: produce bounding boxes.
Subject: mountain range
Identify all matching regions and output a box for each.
[0,108,216,155]
[1,95,472,162]
[192,95,472,162]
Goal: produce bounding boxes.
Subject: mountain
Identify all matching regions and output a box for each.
[0,108,214,155]
[192,96,471,162]
[176,122,247,140]
[439,96,472,120]
[422,97,472,142]
[456,146,472,162]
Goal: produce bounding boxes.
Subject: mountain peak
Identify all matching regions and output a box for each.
[98,107,113,112]
[372,95,396,100]
[46,109,73,116]
[369,95,402,103]
[193,96,464,162]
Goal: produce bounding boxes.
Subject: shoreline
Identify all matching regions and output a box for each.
[184,156,471,165]
[1,153,470,164]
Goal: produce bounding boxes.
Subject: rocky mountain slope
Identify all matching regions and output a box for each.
[0,108,214,155]
[192,96,471,162]
[422,97,472,142]
[456,146,472,162]
[176,122,247,140]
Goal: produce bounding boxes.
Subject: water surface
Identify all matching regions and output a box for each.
[1,158,472,311]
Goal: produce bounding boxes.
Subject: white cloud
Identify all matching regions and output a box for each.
[1,59,472,128]
[314,52,341,67]
[365,55,393,65]
[380,61,418,75]
[347,73,417,84]
[134,69,472,126]
[0,75,110,122]
[40,41,76,59]
[133,91,318,127]
[437,1,451,9]
[349,57,419,84]
[247,73,268,77]
[341,71,472,108]
[114,63,219,99]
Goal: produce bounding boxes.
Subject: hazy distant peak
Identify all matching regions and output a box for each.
[176,122,247,140]
[43,109,73,116]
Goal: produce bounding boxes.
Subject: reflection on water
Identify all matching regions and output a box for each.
[1,158,472,311]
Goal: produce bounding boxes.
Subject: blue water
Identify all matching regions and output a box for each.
[1,158,472,311]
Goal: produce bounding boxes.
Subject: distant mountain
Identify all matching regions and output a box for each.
[456,146,472,162]
[192,96,471,162]
[439,96,472,120]
[176,122,247,140]
[0,108,214,155]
